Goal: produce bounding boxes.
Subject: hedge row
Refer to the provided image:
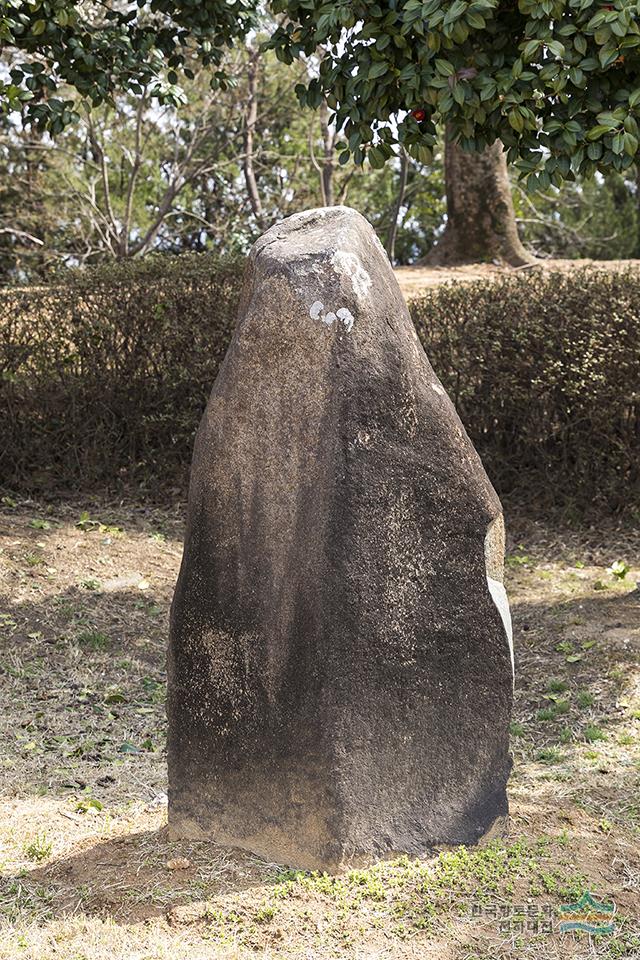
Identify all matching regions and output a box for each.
[1,256,638,515]
[0,254,242,493]
[410,269,639,516]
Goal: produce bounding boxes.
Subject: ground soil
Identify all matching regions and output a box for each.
[0,498,638,960]
[394,258,640,299]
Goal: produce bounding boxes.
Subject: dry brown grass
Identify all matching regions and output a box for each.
[0,497,638,959]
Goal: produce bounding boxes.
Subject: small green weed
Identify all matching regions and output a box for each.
[76,511,122,535]
[555,641,573,654]
[254,903,278,923]
[537,707,557,722]
[537,700,570,721]
[607,560,629,580]
[24,833,52,863]
[23,552,45,567]
[537,747,563,765]
[75,797,104,814]
[577,691,594,709]
[506,548,532,568]
[77,630,110,650]
[583,724,607,742]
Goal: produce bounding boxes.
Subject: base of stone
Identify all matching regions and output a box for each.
[166,811,512,873]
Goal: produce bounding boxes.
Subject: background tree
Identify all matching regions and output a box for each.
[2,2,639,279]
[515,169,639,258]
[5,2,640,181]
[0,65,249,272]
[4,0,639,277]
[425,132,532,266]
[0,24,454,281]
[0,0,257,130]
[0,115,51,277]
[272,0,640,188]
[270,0,640,267]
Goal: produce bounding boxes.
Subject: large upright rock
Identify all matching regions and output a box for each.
[167,206,514,870]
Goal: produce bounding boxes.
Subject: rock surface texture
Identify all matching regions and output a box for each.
[168,206,514,870]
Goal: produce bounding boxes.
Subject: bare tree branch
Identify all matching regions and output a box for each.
[242,45,265,227]
[0,227,43,245]
[122,93,147,254]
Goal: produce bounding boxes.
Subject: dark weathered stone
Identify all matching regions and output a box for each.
[167,206,514,870]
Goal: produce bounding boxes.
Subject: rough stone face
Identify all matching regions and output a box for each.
[167,206,514,870]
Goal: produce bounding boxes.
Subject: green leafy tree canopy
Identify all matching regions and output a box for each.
[2,0,640,188]
[269,0,640,188]
[0,0,256,132]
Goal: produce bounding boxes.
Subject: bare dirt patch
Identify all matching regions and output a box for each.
[394,258,640,300]
[0,498,638,959]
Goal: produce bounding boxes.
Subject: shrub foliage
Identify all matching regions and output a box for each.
[0,255,242,493]
[1,259,637,514]
[410,268,639,514]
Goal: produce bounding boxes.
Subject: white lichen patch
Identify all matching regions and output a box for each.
[308,300,355,333]
[431,382,445,396]
[309,300,324,320]
[336,307,354,331]
[331,249,372,300]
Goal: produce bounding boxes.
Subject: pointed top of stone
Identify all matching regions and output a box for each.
[237,204,413,354]
[253,204,384,261]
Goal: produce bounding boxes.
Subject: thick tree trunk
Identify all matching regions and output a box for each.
[424,130,533,267]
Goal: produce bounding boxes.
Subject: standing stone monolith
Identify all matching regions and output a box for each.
[167,206,514,870]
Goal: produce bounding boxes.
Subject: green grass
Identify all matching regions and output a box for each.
[537,699,570,721]
[29,519,51,530]
[76,630,110,650]
[23,833,53,863]
[537,747,563,765]
[577,691,595,709]
[537,707,557,721]
[583,724,607,742]
[203,839,587,947]
[23,552,45,567]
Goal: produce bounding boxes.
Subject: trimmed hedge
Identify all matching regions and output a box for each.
[0,254,242,493]
[410,269,640,516]
[1,258,638,515]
